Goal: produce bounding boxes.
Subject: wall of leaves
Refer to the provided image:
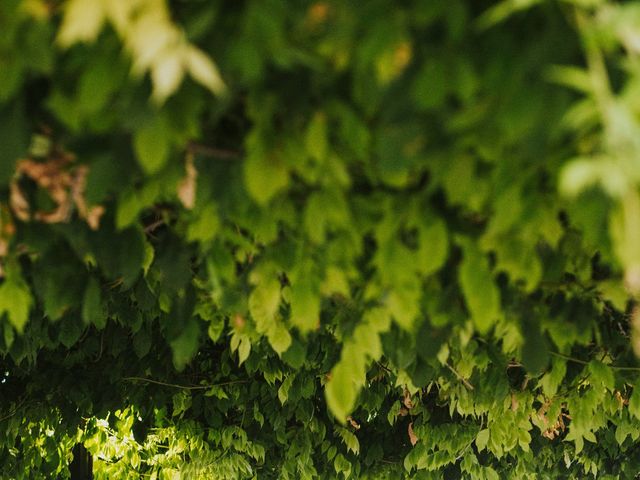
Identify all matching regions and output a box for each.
[2,0,640,478]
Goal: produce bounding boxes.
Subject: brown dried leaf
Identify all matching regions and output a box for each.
[11,152,106,229]
[307,2,330,25]
[615,390,629,408]
[177,154,197,209]
[10,182,30,221]
[347,416,360,430]
[408,422,418,446]
[86,205,106,230]
[403,387,414,410]
[35,204,71,223]
[233,313,246,330]
[511,392,519,412]
[71,164,89,218]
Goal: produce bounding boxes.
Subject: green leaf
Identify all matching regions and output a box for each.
[82,278,105,328]
[335,426,360,455]
[289,278,320,334]
[540,357,567,397]
[417,217,449,276]
[282,338,306,369]
[58,316,83,348]
[0,101,27,185]
[588,360,615,391]
[278,374,295,405]
[333,453,351,478]
[133,118,171,175]
[629,385,640,420]
[237,336,251,365]
[133,326,152,359]
[187,202,220,243]
[521,316,549,375]
[476,429,490,452]
[0,266,33,333]
[268,322,292,355]
[458,241,501,333]
[170,319,200,371]
[244,145,289,205]
[248,277,281,334]
[325,345,365,422]
[92,226,146,288]
[305,112,328,162]
[116,190,144,230]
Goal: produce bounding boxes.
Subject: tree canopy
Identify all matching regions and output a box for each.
[3,0,640,478]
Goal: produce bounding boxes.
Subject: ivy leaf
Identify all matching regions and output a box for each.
[458,241,501,333]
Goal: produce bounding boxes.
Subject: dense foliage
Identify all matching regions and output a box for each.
[3,0,640,478]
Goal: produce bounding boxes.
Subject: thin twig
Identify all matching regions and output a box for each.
[0,397,28,423]
[143,219,165,234]
[187,142,241,160]
[122,377,248,390]
[375,361,393,374]
[550,351,640,372]
[445,363,474,391]
[550,351,588,365]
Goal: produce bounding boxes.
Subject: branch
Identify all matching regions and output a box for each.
[122,377,248,390]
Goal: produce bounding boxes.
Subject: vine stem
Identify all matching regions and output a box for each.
[122,377,248,390]
[550,352,640,372]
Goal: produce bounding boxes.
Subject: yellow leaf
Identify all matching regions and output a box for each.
[57,0,106,47]
[151,50,185,103]
[186,46,226,95]
[177,155,198,209]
